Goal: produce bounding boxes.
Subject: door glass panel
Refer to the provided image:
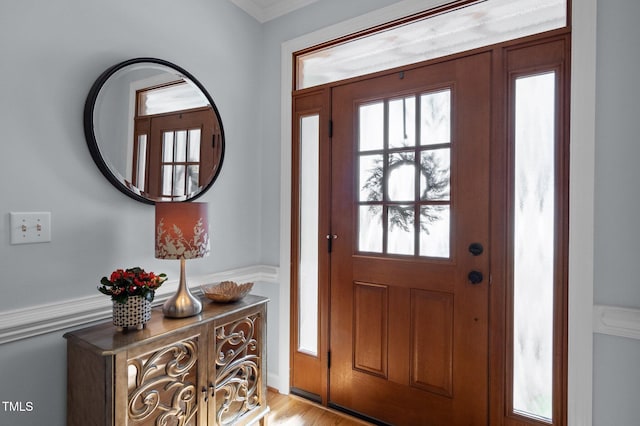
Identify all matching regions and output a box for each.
[388,152,416,202]
[359,102,384,151]
[188,129,201,162]
[421,90,451,146]
[187,165,199,194]
[421,148,450,201]
[359,154,383,202]
[359,205,383,253]
[159,128,203,200]
[298,115,320,355]
[173,165,186,196]
[389,96,416,148]
[162,132,174,162]
[388,205,414,255]
[175,130,187,162]
[162,165,172,196]
[357,88,451,259]
[420,205,450,258]
[512,72,555,421]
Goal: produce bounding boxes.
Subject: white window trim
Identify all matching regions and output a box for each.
[278,1,596,425]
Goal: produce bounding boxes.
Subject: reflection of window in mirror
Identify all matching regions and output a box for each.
[132,81,222,201]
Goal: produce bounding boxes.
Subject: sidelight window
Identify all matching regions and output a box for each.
[512,71,556,422]
[298,115,320,356]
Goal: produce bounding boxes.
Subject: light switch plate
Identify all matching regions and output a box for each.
[10,212,51,244]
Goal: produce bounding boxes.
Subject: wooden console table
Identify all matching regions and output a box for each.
[64,295,269,425]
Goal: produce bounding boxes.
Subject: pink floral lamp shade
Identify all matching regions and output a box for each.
[155,202,210,260]
[155,202,209,318]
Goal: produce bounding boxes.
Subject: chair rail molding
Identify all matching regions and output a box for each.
[593,305,640,341]
[0,264,279,345]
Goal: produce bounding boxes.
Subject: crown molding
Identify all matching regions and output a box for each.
[0,264,279,345]
[230,0,319,23]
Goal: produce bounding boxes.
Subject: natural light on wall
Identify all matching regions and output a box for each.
[296,0,566,89]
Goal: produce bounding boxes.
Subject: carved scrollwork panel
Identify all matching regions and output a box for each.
[214,314,263,425]
[127,338,200,425]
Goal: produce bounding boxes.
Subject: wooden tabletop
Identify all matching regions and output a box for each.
[63,294,268,355]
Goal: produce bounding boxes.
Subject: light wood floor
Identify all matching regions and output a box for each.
[262,389,374,426]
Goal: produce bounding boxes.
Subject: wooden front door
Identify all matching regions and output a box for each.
[329,52,491,425]
[137,107,220,200]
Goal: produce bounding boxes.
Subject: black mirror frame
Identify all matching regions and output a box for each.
[83,57,225,204]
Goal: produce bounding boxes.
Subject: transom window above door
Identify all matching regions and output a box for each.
[357,89,452,258]
[295,0,566,89]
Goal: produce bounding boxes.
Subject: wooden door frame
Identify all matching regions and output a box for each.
[290,31,570,425]
[488,35,570,425]
[290,89,331,403]
[280,2,595,425]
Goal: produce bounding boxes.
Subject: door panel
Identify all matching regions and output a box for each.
[330,52,491,425]
[353,282,388,377]
[410,289,454,397]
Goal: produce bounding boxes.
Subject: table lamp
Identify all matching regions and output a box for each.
[155,202,209,318]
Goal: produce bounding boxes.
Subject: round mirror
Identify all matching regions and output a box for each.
[84,58,225,204]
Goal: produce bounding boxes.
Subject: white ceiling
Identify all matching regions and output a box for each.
[229,0,320,23]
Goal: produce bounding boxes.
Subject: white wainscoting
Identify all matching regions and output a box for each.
[593,305,640,341]
[0,264,279,345]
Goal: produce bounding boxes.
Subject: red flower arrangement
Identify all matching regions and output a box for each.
[98,267,167,304]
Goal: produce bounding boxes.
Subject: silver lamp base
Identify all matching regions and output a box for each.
[163,259,202,318]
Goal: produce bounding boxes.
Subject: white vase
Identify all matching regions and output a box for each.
[112,296,151,331]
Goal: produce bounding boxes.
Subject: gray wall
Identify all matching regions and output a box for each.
[0,0,263,311]
[593,0,640,424]
[0,0,263,424]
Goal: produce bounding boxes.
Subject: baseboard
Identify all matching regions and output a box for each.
[267,372,285,393]
[0,264,279,345]
[593,304,640,341]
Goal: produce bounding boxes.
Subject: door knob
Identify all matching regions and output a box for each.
[468,270,483,285]
[468,243,484,256]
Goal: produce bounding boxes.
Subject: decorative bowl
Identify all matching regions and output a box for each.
[201,281,254,303]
